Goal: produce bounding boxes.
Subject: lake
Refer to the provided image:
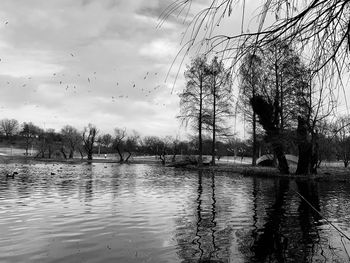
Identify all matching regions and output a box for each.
[0,162,350,262]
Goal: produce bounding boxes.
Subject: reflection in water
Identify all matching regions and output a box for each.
[249,179,290,262]
[177,171,226,263]
[0,163,350,262]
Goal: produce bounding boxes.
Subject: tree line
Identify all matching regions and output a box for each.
[0,118,240,163]
[179,40,350,174]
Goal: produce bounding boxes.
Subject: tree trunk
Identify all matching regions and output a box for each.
[87,151,93,160]
[295,116,318,175]
[125,149,132,162]
[211,83,216,166]
[272,142,289,174]
[198,78,203,166]
[116,146,123,162]
[69,150,74,159]
[252,112,257,166]
[61,147,67,159]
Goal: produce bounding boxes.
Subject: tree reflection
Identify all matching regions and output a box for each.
[175,171,226,263]
[237,178,329,262]
[248,179,290,262]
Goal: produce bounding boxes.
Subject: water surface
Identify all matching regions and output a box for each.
[0,162,350,262]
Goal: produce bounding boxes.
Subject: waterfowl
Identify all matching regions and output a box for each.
[6,171,18,178]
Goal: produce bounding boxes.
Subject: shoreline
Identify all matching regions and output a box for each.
[1,155,349,182]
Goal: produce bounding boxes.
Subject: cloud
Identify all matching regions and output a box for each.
[0,0,235,137]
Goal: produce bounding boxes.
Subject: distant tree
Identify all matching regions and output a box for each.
[20,122,40,156]
[142,136,170,165]
[0,118,19,139]
[333,116,350,167]
[124,131,140,162]
[178,56,210,166]
[113,128,126,162]
[100,133,113,149]
[82,124,98,160]
[35,129,61,159]
[61,125,81,159]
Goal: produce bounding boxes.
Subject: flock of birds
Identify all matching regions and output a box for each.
[0,20,171,113]
[1,56,169,110]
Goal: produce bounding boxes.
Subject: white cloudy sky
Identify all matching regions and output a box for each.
[0,0,347,138]
[0,0,201,137]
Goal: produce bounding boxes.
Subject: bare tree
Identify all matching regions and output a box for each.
[113,128,126,162]
[0,118,19,139]
[206,57,234,165]
[61,125,81,159]
[82,124,98,160]
[124,131,140,162]
[20,122,40,156]
[178,56,211,166]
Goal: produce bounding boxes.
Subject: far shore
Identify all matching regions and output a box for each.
[0,155,349,182]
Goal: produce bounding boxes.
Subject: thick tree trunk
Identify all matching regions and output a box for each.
[87,151,93,160]
[252,112,257,166]
[295,116,318,175]
[250,95,289,174]
[272,142,289,174]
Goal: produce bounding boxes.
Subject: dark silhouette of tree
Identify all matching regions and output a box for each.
[113,128,126,162]
[0,118,19,139]
[82,124,97,160]
[179,56,211,166]
[333,116,350,167]
[100,133,113,151]
[20,122,40,156]
[61,125,81,159]
[124,131,140,162]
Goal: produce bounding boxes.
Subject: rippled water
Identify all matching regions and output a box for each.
[1,162,350,262]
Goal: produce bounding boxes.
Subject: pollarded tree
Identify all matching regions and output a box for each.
[206,57,234,165]
[82,124,98,160]
[178,56,211,166]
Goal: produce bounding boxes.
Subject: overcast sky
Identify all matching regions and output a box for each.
[0,0,205,138]
[1,1,347,139]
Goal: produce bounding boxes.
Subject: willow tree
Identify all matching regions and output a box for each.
[178,56,210,166]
